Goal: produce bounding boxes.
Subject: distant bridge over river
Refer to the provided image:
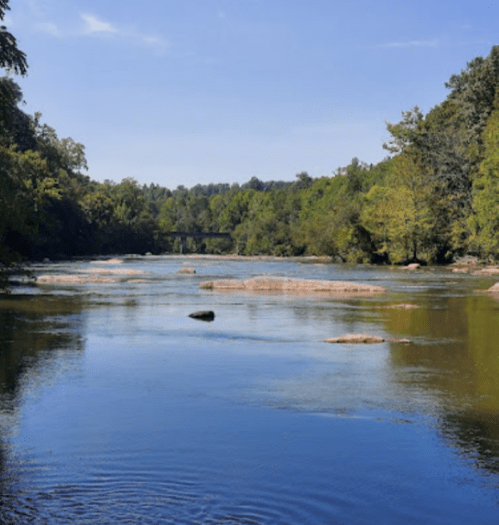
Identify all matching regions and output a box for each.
[164,231,231,253]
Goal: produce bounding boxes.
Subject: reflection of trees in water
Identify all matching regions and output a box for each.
[0,295,87,519]
[383,292,499,476]
[438,412,499,475]
[0,296,87,398]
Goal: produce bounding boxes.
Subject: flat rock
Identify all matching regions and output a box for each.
[400,263,420,271]
[473,267,499,276]
[37,274,118,284]
[178,268,196,274]
[189,310,215,321]
[486,282,499,292]
[324,334,385,344]
[375,303,419,309]
[90,258,124,264]
[200,277,385,297]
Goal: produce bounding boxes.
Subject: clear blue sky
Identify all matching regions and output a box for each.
[7,0,498,189]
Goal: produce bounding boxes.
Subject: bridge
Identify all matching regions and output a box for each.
[164,231,231,253]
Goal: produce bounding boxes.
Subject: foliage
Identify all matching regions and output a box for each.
[468,89,499,259]
[6,45,499,279]
[0,1,27,76]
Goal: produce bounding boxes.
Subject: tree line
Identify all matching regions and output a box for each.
[2,0,499,267]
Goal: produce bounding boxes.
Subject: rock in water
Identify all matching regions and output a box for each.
[178,268,196,274]
[324,334,385,344]
[199,277,385,296]
[189,310,215,321]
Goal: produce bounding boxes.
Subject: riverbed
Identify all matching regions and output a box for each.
[1,256,498,524]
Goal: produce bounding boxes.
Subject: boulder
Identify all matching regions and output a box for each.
[189,310,215,321]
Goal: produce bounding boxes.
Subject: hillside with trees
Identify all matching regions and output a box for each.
[2,0,499,270]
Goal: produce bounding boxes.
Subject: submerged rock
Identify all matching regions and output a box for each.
[324,334,385,344]
[189,310,215,321]
[375,303,419,309]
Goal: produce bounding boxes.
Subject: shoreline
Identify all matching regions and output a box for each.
[11,252,499,272]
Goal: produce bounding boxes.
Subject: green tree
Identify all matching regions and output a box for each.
[468,90,499,259]
[0,145,59,264]
[362,155,434,263]
[0,1,28,76]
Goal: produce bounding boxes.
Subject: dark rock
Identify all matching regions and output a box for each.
[189,310,215,321]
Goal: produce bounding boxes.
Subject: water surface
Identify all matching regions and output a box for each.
[1,256,498,523]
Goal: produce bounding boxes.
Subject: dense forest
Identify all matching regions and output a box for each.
[2,0,499,271]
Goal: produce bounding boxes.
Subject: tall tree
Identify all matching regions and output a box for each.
[468,89,499,259]
[0,0,28,76]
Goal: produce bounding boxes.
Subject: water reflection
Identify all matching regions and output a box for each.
[0,294,88,521]
[0,260,498,522]
[0,296,86,398]
[383,290,499,474]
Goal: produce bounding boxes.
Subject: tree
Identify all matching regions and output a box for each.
[362,155,434,263]
[0,1,28,76]
[468,90,499,259]
[293,171,313,190]
[0,145,59,263]
[0,78,35,149]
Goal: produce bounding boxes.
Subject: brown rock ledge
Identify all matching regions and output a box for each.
[199,277,385,296]
[324,334,411,344]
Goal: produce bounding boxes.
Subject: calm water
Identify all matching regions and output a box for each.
[1,256,499,524]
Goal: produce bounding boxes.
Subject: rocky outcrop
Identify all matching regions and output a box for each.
[200,277,385,297]
[324,334,411,344]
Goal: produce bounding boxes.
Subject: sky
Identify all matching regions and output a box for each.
[5,0,498,189]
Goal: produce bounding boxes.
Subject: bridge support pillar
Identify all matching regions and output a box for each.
[181,236,187,254]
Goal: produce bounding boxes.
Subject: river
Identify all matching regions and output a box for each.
[0,256,498,524]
